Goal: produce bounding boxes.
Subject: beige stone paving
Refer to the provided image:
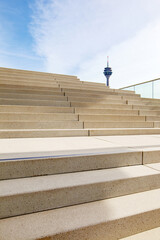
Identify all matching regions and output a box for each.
[0,189,160,240]
[120,227,160,240]
[0,134,160,159]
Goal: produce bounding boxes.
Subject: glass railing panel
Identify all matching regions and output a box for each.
[120,78,160,99]
[153,79,160,99]
[135,82,152,98]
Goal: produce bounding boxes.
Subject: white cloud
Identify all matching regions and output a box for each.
[31,0,160,88]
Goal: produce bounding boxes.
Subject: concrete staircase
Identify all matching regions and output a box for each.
[0,67,160,240]
[1,67,160,138]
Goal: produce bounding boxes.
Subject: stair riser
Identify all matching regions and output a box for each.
[79,115,145,122]
[68,97,126,104]
[143,150,160,164]
[0,113,78,121]
[139,110,160,116]
[0,152,142,180]
[0,77,59,85]
[0,122,83,129]
[71,102,132,110]
[130,100,160,106]
[90,128,160,136]
[1,174,159,219]
[154,122,160,127]
[0,129,88,138]
[0,87,64,95]
[0,83,62,91]
[133,105,160,110]
[0,74,78,82]
[0,75,78,82]
[63,88,116,95]
[0,80,59,87]
[0,93,67,101]
[122,95,141,100]
[61,84,110,90]
[66,92,122,99]
[84,122,153,128]
[0,99,70,107]
[0,106,74,113]
[75,108,139,115]
[142,98,160,103]
[146,116,160,121]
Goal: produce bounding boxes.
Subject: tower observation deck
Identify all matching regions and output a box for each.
[103,56,112,86]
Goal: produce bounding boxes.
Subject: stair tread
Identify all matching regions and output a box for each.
[1,165,159,196]
[0,189,160,240]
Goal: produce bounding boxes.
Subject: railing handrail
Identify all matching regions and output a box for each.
[120,77,160,89]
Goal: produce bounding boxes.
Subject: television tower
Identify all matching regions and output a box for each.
[103,56,112,86]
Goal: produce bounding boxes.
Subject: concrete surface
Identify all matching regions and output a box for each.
[0,189,160,240]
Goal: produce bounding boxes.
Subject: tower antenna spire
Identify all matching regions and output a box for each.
[107,56,109,67]
[103,56,112,87]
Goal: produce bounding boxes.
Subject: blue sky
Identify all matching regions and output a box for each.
[0,0,44,71]
[0,0,160,88]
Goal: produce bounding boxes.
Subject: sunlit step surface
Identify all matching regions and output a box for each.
[0,165,160,218]
[79,114,145,122]
[0,105,74,113]
[0,150,142,180]
[0,112,78,121]
[0,189,160,240]
[0,121,83,129]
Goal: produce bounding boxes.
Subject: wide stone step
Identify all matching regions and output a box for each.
[66,91,123,99]
[0,121,83,129]
[63,88,140,98]
[0,105,74,113]
[146,116,160,121]
[0,165,160,219]
[128,100,160,106]
[0,92,67,101]
[82,81,106,86]
[56,79,81,85]
[68,96,127,104]
[84,122,153,128]
[0,129,88,138]
[133,104,160,110]
[0,79,59,87]
[1,128,160,138]
[89,128,160,136]
[63,87,115,94]
[0,113,78,121]
[0,83,62,91]
[0,98,70,107]
[71,101,132,109]
[142,97,160,103]
[1,189,160,240]
[79,114,145,122]
[0,86,64,95]
[60,83,109,90]
[0,76,59,84]
[115,89,135,94]
[154,122,160,127]
[0,68,78,81]
[75,108,139,115]
[142,101,160,106]
[122,95,141,100]
[0,72,55,80]
[139,110,160,116]
[0,150,142,180]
